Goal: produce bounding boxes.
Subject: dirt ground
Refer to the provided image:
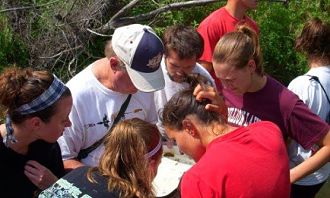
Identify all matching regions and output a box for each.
[316,180,330,198]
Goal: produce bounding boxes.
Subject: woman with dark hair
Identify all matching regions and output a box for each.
[161,74,290,198]
[0,67,72,197]
[39,118,163,198]
[287,18,330,198]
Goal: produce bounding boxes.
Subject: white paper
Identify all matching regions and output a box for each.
[153,146,194,197]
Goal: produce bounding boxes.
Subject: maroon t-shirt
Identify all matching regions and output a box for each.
[223,76,329,149]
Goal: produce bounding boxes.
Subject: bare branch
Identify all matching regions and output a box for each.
[110,0,140,21]
[0,0,61,13]
[86,28,112,37]
[99,0,218,32]
[39,45,83,59]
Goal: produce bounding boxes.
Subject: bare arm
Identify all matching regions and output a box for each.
[63,159,85,172]
[290,130,330,183]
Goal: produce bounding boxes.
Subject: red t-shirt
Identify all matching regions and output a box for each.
[180,121,290,198]
[198,7,259,63]
[197,7,259,92]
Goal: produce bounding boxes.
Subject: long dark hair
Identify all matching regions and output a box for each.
[161,73,224,130]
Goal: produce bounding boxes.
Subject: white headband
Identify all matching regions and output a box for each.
[145,138,162,159]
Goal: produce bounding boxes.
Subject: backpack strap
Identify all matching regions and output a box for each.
[306,75,330,105]
[77,94,132,160]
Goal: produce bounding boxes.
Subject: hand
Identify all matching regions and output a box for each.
[24,160,58,190]
[193,84,228,121]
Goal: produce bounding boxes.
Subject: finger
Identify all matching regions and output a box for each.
[26,160,42,169]
[206,104,228,121]
[193,84,203,96]
[26,160,49,176]
[24,169,42,186]
[195,89,217,102]
[24,163,39,176]
[205,104,220,111]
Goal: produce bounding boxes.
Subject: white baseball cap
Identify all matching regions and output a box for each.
[112,24,165,92]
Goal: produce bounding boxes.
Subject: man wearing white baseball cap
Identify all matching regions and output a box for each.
[58,24,165,171]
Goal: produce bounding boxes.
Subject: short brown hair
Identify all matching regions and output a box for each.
[104,40,116,58]
[163,25,203,59]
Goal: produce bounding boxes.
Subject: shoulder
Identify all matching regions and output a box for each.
[200,7,227,22]
[32,140,61,151]
[288,75,311,91]
[66,65,95,94]
[249,121,281,134]
[288,75,319,103]
[39,167,94,198]
[193,63,215,86]
[198,7,227,28]
[266,76,299,105]
[193,63,212,77]
[132,91,154,100]
[244,15,259,33]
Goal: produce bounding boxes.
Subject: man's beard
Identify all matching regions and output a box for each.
[167,72,186,83]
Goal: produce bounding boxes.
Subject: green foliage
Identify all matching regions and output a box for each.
[0,0,329,85]
[250,0,330,85]
[0,14,29,71]
[154,0,223,30]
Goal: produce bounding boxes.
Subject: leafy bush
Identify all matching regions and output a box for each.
[0,14,29,71]
[251,0,330,85]
[0,0,329,85]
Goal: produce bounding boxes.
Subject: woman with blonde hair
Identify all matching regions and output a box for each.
[40,118,163,198]
[0,67,72,197]
[194,24,330,194]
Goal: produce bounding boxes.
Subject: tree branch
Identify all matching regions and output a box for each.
[0,0,61,13]
[99,0,218,32]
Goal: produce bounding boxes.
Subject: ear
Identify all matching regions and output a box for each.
[149,159,157,169]
[109,57,122,72]
[182,119,199,138]
[247,59,256,73]
[29,117,43,130]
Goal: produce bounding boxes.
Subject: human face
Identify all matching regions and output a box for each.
[165,127,205,162]
[165,50,197,83]
[213,62,253,95]
[39,96,72,143]
[241,0,258,10]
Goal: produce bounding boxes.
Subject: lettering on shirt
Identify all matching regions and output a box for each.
[227,107,261,126]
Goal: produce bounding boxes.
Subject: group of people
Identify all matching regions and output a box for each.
[0,0,329,197]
